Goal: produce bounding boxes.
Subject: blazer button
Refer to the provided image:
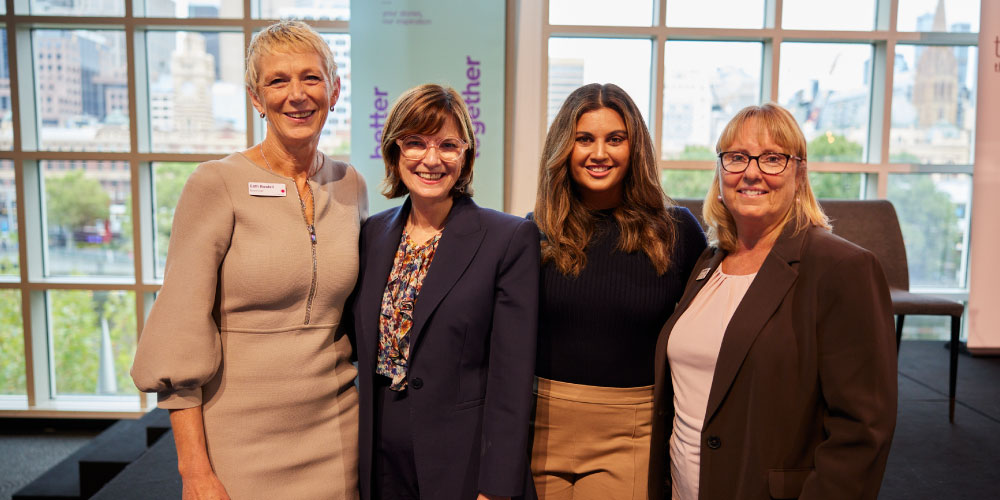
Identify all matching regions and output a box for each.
[410,377,424,389]
[706,436,722,449]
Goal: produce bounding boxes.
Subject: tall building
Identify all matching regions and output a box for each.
[547,58,584,125]
[171,32,215,134]
[913,0,959,127]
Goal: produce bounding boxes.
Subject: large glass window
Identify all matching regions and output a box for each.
[42,160,133,277]
[0,28,11,151]
[544,0,978,342]
[888,173,971,289]
[781,0,877,30]
[778,43,873,163]
[153,162,198,278]
[33,30,129,153]
[48,290,137,397]
[549,0,655,27]
[890,45,977,164]
[146,31,246,154]
[259,0,349,20]
[897,0,980,32]
[30,0,124,17]
[664,0,765,29]
[0,289,24,396]
[0,160,16,276]
[662,41,761,161]
[547,38,652,127]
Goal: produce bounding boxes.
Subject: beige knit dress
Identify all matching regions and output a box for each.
[131,152,366,500]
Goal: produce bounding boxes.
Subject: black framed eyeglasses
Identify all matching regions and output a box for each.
[718,151,801,175]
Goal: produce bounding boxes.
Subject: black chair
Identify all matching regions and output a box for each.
[674,198,965,422]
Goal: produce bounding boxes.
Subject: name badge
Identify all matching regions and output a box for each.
[248,182,286,197]
[696,267,711,281]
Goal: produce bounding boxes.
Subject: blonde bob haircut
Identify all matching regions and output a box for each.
[704,103,830,252]
[245,20,338,101]
[379,84,477,199]
[535,83,677,277]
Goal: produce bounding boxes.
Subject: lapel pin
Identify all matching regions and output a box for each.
[696,267,711,281]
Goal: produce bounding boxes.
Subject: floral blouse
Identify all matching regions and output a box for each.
[376,229,443,391]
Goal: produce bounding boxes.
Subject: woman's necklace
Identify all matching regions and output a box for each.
[260,143,321,243]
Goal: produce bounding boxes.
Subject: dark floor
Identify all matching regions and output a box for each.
[1,340,998,500]
[881,340,1000,499]
[0,420,108,500]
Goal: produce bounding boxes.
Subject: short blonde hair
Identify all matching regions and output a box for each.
[703,103,830,251]
[245,20,337,101]
[380,84,477,199]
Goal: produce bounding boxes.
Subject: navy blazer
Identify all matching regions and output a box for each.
[649,225,897,500]
[353,196,540,500]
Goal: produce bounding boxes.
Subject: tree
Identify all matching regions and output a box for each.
[0,291,25,395]
[808,133,863,163]
[808,172,862,199]
[888,175,963,288]
[44,170,110,241]
[662,169,715,199]
[154,163,198,273]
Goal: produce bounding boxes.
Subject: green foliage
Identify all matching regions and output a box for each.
[662,169,715,200]
[808,172,862,199]
[0,290,25,395]
[154,163,198,273]
[808,133,863,162]
[45,170,110,231]
[888,175,964,288]
[49,290,137,396]
[676,144,716,161]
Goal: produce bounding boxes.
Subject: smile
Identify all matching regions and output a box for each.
[738,188,767,196]
[584,165,614,176]
[285,110,315,119]
[417,172,444,181]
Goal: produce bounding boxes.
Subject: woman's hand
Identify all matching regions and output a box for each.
[477,494,510,500]
[181,470,231,500]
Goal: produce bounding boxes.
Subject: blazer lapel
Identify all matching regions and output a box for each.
[703,227,807,425]
[654,249,725,405]
[359,202,407,365]
[408,196,485,350]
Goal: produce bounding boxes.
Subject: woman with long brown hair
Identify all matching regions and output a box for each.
[530,83,706,499]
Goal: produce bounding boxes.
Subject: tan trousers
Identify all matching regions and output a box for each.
[530,377,653,500]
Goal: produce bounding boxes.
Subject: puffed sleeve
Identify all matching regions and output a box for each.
[478,218,541,496]
[131,162,235,409]
[802,248,897,499]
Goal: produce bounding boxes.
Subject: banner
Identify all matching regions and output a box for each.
[350,0,506,214]
[967,0,1000,353]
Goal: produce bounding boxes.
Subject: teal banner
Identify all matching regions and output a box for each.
[350,0,506,213]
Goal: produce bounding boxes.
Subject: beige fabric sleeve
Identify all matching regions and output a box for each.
[131,161,235,409]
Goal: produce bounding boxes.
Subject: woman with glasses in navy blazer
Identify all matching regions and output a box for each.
[352,84,539,500]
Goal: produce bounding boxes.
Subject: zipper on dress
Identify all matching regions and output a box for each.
[297,182,319,325]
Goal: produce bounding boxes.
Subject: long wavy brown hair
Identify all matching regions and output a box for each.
[535,83,676,276]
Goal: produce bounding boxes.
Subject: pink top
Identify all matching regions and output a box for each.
[667,266,756,500]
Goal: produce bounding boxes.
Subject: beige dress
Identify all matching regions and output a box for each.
[131,152,367,500]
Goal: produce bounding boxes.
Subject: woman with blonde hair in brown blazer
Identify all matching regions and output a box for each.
[649,103,897,500]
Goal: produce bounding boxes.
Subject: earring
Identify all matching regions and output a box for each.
[330,105,335,111]
[717,195,723,201]
[259,112,265,119]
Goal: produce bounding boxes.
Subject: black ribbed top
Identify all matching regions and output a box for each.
[535,207,706,387]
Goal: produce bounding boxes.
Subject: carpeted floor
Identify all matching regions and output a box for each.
[881,340,1000,499]
[0,340,997,499]
[0,420,107,500]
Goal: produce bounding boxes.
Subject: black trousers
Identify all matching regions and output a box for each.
[372,375,420,500]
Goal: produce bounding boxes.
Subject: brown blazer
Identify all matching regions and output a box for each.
[649,225,897,500]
